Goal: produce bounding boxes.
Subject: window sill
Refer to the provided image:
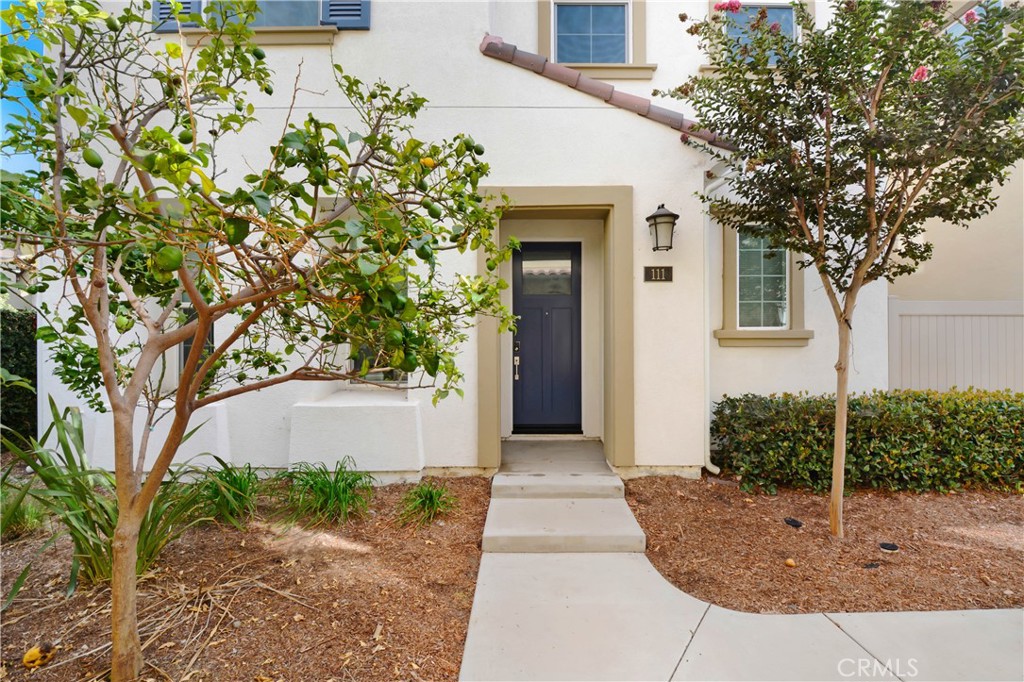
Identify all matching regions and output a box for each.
[713,328,814,347]
[562,63,658,80]
[183,25,337,47]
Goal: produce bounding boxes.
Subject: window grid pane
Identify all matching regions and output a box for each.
[555,3,627,64]
[737,235,788,329]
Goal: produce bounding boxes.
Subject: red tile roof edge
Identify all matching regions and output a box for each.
[479,34,736,152]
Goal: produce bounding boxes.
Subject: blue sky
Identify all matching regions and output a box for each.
[1,0,43,174]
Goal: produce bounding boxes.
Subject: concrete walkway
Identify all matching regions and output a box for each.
[460,441,1024,681]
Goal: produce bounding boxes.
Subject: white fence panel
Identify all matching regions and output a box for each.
[888,299,1024,392]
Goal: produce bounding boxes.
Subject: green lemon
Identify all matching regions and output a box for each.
[385,328,404,348]
[251,46,266,60]
[416,243,433,261]
[427,203,442,220]
[399,351,418,373]
[82,147,104,169]
[153,245,184,272]
[105,15,121,31]
[177,129,194,144]
[223,217,250,245]
[114,314,132,334]
[473,144,485,155]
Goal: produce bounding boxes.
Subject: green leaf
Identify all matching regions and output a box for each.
[65,105,89,128]
[165,42,182,60]
[357,257,378,276]
[249,190,271,217]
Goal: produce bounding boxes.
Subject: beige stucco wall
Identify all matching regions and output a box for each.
[889,161,1024,302]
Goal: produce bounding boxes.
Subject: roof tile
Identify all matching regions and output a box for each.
[479,34,734,150]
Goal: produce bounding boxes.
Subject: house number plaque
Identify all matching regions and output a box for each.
[643,266,673,282]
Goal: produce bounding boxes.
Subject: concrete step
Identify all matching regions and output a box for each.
[482,498,646,553]
[491,472,624,499]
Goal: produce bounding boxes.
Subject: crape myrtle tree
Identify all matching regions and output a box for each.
[668,0,1024,536]
[0,0,513,677]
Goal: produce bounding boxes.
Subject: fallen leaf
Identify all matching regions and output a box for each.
[372,623,383,640]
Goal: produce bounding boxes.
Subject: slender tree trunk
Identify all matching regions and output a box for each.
[110,512,143,680]
[829,319,853,538]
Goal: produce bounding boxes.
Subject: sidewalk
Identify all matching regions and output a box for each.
[459,442,1024,681]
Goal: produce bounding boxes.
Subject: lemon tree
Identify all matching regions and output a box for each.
[0,1,513,678]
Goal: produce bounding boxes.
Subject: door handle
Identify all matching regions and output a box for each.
[513,355,520,381]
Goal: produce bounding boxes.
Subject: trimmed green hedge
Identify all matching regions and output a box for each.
[1,309,36,440]
[711,390,1024,493]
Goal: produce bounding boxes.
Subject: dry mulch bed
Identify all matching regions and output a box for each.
[0,477,489,681]
[626,475,1024,614]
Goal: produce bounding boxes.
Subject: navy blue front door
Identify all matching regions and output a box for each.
[512,242,582,434]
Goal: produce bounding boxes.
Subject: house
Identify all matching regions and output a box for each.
[32,0,1023,480]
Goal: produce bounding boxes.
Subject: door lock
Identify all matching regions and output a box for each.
[513,355,520,381]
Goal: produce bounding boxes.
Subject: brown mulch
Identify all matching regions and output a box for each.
[0,477,489,681]
[626,475,1024,614]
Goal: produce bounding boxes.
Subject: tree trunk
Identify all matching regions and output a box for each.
[829,319,853,538]
[110,512,143,680]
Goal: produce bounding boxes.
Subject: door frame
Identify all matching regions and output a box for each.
[476,186,636,468]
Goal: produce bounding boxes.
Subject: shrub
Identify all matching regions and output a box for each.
[398,479,456,527]
[0,309,36,440]
[3,398,208,590]
[201,456,261,529]
[711,389,1024,494]
[280,458,375,525]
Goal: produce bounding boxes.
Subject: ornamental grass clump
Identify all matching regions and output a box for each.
[398,479,457,527]
[2,399,208,590]
[281,458,375,525]
[201,456,262,529]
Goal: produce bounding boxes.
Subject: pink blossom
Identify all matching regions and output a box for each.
[964,8,979,24]
[911,65,930,83]
[714,0,742,12]
[769,21,780,33]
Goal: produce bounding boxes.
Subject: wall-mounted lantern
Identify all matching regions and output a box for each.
[646,204,679,252]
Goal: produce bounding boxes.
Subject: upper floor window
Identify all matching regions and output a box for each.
[724,2,795,64]
[555,3,628,64]
[154,0,371,33]
[539,0,656,79]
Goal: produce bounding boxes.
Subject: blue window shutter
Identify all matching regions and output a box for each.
[321,0,370,30]
[153,1,202,33]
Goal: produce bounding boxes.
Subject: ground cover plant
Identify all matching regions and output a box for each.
[0,0,514,675]
[670,0,1024,536]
